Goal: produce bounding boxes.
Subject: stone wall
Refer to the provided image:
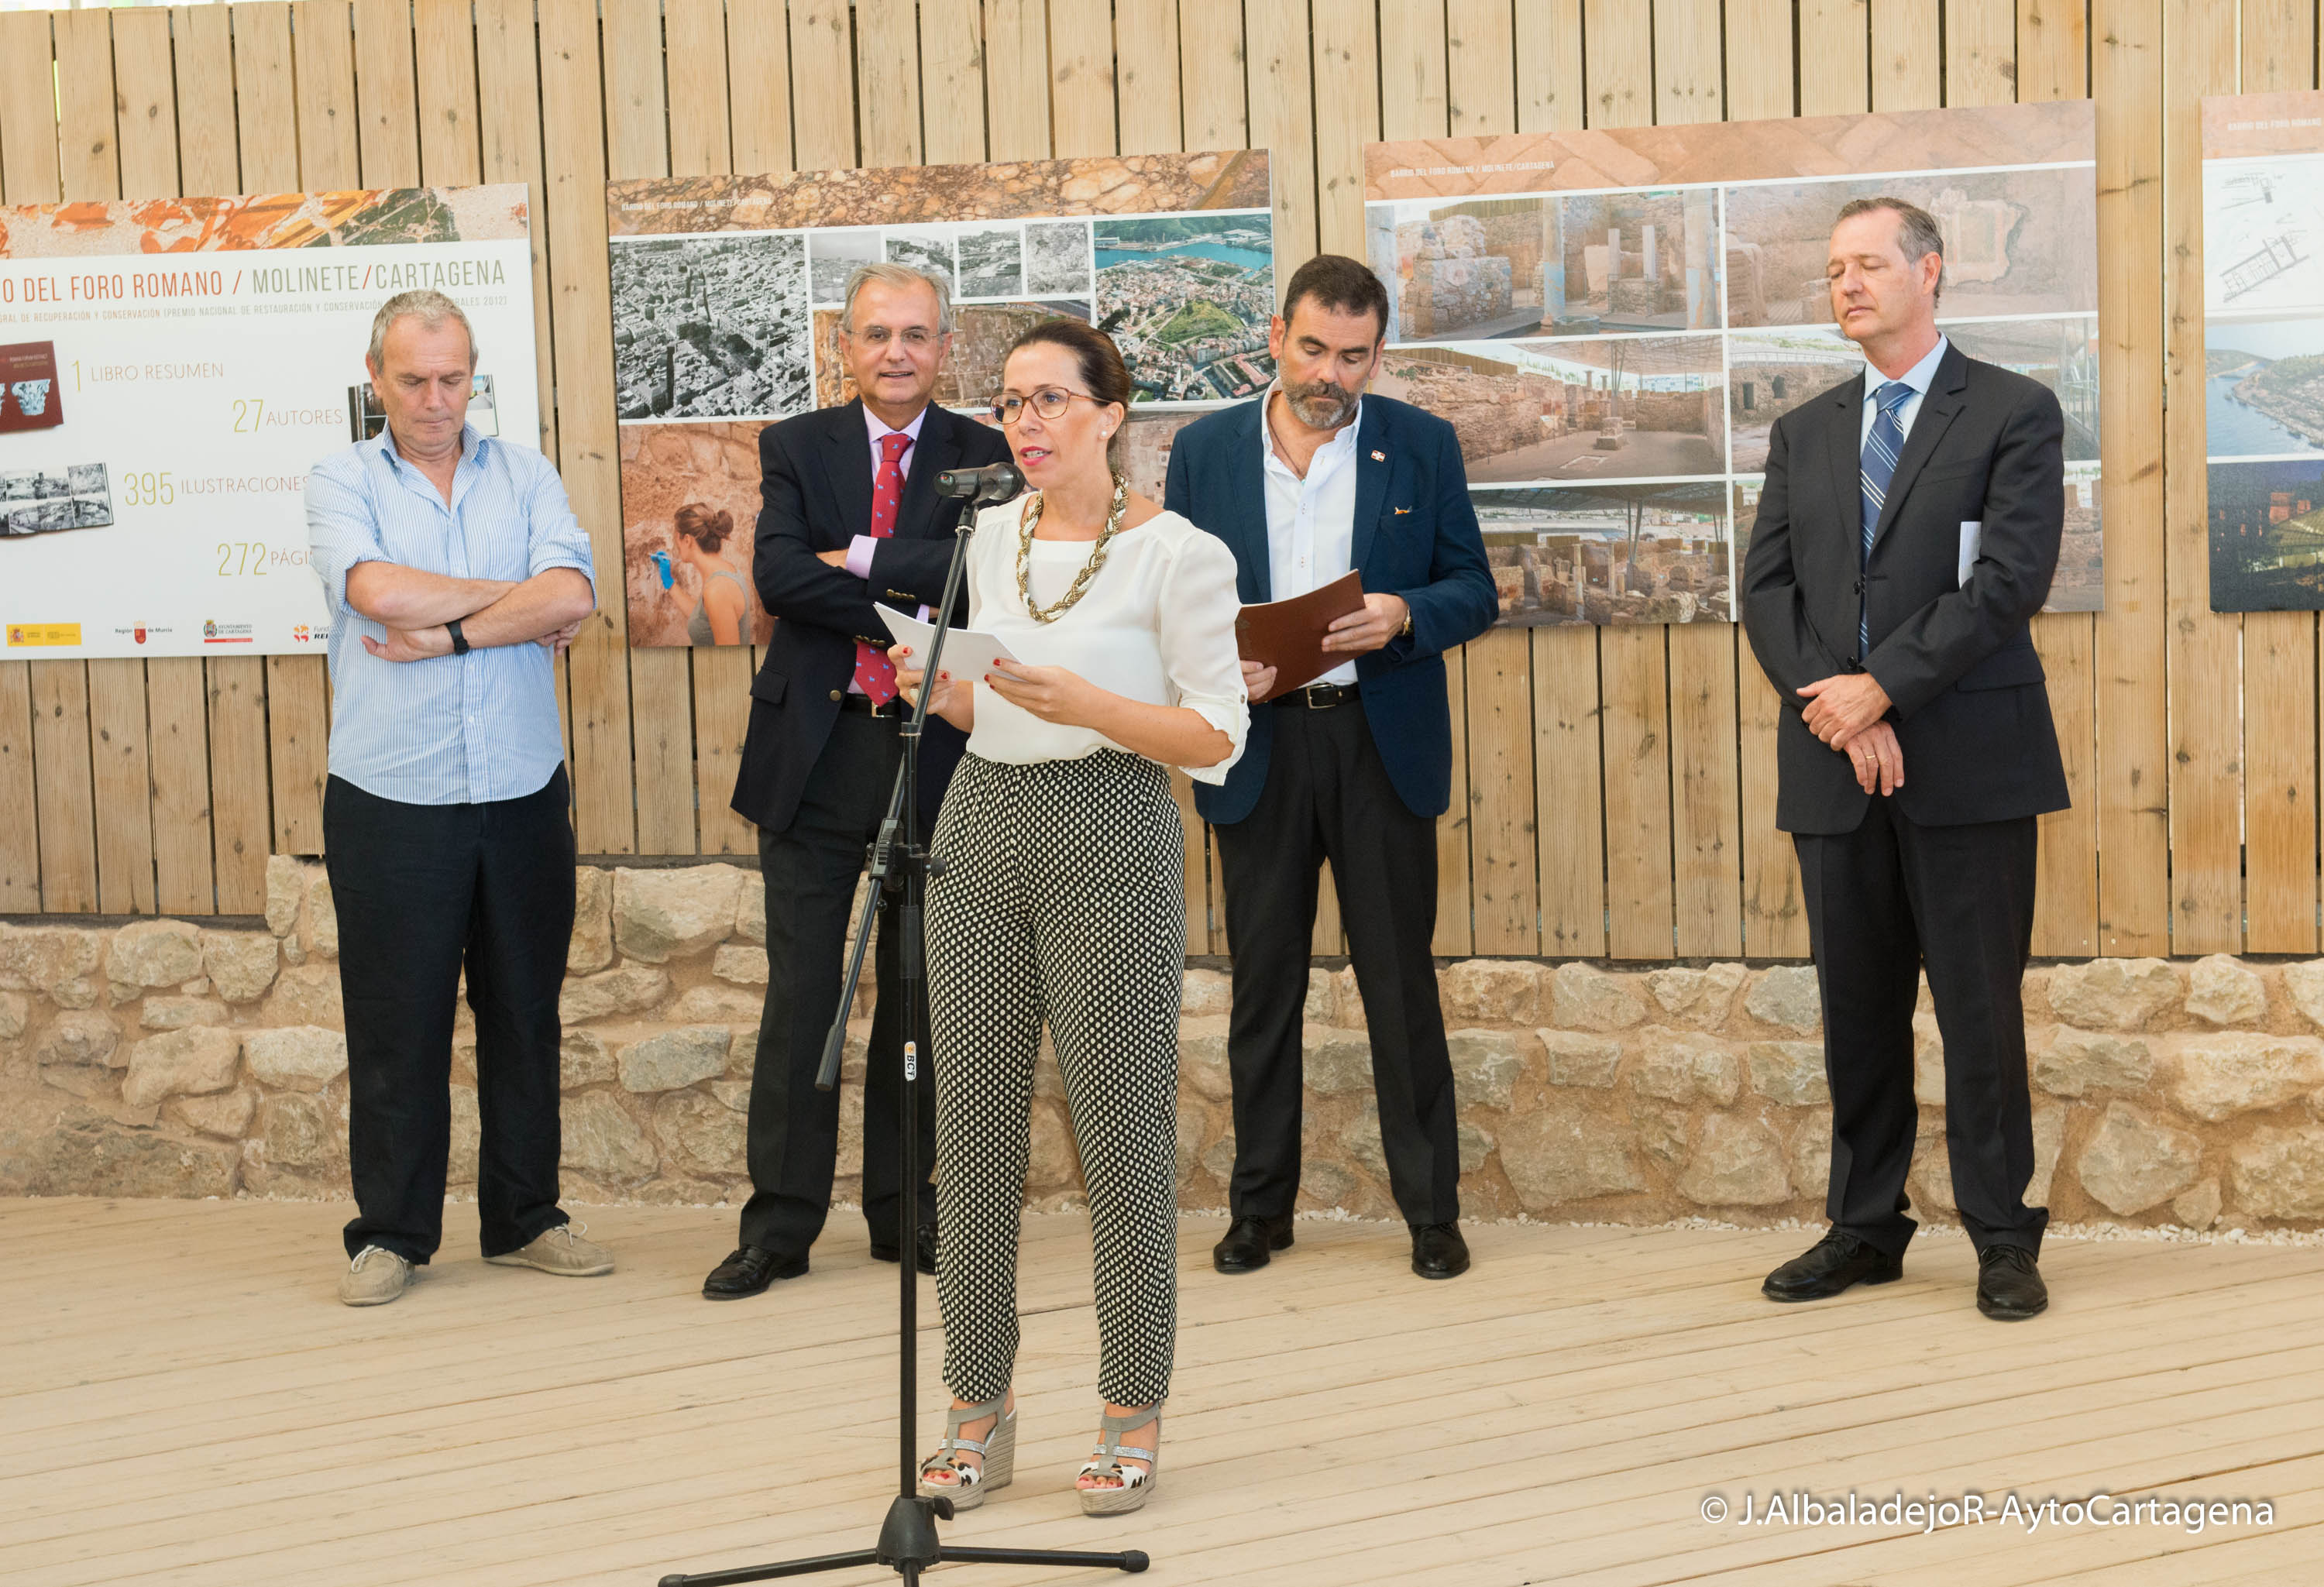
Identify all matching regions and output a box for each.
[7,864,2324,1231]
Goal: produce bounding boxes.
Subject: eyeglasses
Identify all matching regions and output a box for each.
[849,325,937,349]
[991,388,1103,426]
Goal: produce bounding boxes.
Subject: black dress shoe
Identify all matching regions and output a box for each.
[1762,1230,1903,1302]
[871,1223,939,1275]
[702,1244,807,1300]
[1410,1221,1470,1280]
[1976,1245,2047,1321]
[1212,1214,1294,1273]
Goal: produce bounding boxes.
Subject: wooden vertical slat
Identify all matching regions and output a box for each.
[600,0,696,857]
[414,0,481,185]
[52,9,151,916]
[1047,0,1116,157]
[1517,0,1602,959]
[474,0,556,456]
[982,2,1051,162]
[2163,0,2243,954]
[1380,0,1449,149]
[269,2,357,857]
[2014,13,2102,957]
[1583,1,1673,961]
[727,0,796,176]
[661,0,758,859]
[537,0,641,854]
[2019,0,2088,102]
[1872,0,1943,111]
[918,2,985,167]
[0,10,61,912]
[1180,0,1248,151]
[29,665,98,915]
[1116,0,1181,156]
[116,8,213,915]
[1732,0,1806,957]
[1655,0,1741,960]
[853,0,922,168]
[1447,0,1517,138]
[789,3,857,170]
[1798,0,1873,115]
[352,0,420,184]
[177,4,267,913]
[2237,0,2321,951]
[2092,0,2171,955]
[1246,0,1318,276]
[1947,0,2020,108]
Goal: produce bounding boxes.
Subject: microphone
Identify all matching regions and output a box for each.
[934,461,1025,503]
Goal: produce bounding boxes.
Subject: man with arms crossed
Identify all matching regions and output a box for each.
[308,289,604,1307]
[1742,198,2068,1321]
[707,265,1014,1299]
[1166,255,1497,1282]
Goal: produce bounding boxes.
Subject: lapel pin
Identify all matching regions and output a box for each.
[1394,506,1411,515]
[1370,449,1386,462]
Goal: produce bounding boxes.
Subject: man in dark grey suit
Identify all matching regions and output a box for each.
[1741,197,2069,1321]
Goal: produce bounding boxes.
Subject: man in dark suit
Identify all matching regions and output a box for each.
[706,264,1013,1299]
[1742,197,2069,1321]
[1165,254,1498,1282]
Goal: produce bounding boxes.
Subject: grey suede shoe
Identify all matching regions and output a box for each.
[339,1245,414,1307]
[484,1221,614,1277]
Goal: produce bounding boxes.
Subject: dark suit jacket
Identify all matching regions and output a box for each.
[1163,392,1498,825]
[1741,343,2071,835]
[729,400,1014,835]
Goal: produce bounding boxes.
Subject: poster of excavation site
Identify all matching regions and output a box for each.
[2200,89,2324,613]
[1363,101,2103,627]
[603,151,1274,647]
[0,186,539,660]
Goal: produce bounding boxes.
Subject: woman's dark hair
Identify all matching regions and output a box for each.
[1006,318,1132,467]
[1281,252,1391,341]
[674,502,734,552]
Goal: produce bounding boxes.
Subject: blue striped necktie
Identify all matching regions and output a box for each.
[1858,380,1913,654]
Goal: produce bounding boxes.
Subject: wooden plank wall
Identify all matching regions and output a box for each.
[0,0,2307,972]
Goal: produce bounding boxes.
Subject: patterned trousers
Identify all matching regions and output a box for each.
[924,751,1186,1407]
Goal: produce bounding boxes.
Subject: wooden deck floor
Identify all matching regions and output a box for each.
[5,1197,2322,1586]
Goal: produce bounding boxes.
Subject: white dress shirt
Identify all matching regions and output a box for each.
[962,498,1249,784]
[1258,385,1363,686]
[1858,334,1950,452]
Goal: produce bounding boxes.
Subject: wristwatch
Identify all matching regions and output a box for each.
[447,617,470,656]
[1398,607,1414,640]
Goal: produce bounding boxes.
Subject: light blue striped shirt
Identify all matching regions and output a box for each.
[306,425,595,806]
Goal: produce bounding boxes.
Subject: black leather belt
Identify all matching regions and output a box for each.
[1284,682,1360,709]
[836,692,905,716]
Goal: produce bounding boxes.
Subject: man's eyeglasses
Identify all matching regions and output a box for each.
[850,325,937,349]
[991,389,1102,426]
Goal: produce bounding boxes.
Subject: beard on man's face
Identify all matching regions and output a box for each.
[1284,375,1360,428]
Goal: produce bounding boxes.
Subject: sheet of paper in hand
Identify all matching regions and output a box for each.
[1233,570,1366,701]
[877,604,1022,684]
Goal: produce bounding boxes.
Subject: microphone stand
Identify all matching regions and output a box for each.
[658,485,1149,1585]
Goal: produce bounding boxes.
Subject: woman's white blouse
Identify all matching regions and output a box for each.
[961,497,1249,785]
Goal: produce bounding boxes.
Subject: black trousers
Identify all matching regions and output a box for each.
[1794,796,2048,1259]
[740,708,937,1254]
[325,767,576,1265]
[1214,702,1460,1226]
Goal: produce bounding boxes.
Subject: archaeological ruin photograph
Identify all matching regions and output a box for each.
[2209,455,2324,611]
[1724,327,1862,472]
[609,232,811,421]
[1543,188,1723,335]
[806,226,882,305]
[2205,316,2324,459]
[1025,218,1095,294]
[1472,480,1731,626]
[1722,167,2096,327]
[1367,196,1555,340]
[883,225,957,294]
[1943,316,2102,459]
[1371,335,1728,486]
[955,222,1027,300]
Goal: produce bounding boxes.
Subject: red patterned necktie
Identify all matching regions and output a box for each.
[853,430,913,703]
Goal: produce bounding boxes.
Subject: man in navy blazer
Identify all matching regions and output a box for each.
[1164,254,1497,1281]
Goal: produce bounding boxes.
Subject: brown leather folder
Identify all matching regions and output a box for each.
[1233,570,1365,702]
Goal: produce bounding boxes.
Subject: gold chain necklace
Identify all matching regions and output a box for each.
[1016,473,1128,623]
